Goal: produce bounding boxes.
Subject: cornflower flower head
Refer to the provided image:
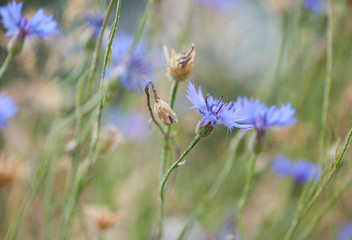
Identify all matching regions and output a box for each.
[303,0,326,13]
[271,156,320,184]
[0,94,18,129]
[186,82,253,137]
[0,1,58,40]
[107,32,150,93]
[337,222,352,240]
[195,0,242,11]
[235,97,297,139]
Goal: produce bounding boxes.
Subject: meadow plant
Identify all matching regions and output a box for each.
[1,0,352,240]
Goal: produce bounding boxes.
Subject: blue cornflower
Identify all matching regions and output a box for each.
[235,97,297,138]
[303,0,326,13]
[0,94,18,128]
[338,222,352,240]
[106,32,150,93]
[0,0,58,40]
[186,81,253,132]
[271,156,320,184]
[195,0,242,11]
[86,12,104,38]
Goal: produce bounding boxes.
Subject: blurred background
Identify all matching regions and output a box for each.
[1,0,352,239]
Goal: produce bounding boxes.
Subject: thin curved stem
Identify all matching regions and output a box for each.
[319,0,333,168]
[86,0,116,98]
[157,135,201,240]
[0,53,13,81]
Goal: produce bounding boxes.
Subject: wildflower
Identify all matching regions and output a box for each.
[0,155,22,188]
[0,94,18,128]
[235,97,297,139]
[107,32,150,93]
[271,156,320,184]
[186,82,253,135]
[195,0,242,11]
[337,222,352,240]
[154,99,178,126]
[0,1,58,54]
[164,43,195,82]
[303,0,326,13]
[86,205,120,231]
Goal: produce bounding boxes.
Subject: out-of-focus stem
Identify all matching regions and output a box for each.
[0,53,13,81]
[237,153,257,240]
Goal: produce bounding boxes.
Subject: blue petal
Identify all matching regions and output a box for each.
[0,0,23,37]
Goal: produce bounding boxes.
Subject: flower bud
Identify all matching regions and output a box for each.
[7,32,25,56]
[164,43,195,82]
[154,99,178,126]
[196,122,214,138]
[99,125,124,153]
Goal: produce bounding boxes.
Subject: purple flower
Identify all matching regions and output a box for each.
[303,0,326,13]
[338,222,352,240]
[235,97,297,138]
[186,82,253,131]
[107,109,149,142]
[271,156,320,184]
[0,0,58,40]
[86,12,104,38]
[107,32,150,93]
[195,0,242,11]
[0,94,18,128]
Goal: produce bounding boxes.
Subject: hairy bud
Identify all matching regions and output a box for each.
[154,99,178,126]
[164,43,195,82]
[196,122,214,138]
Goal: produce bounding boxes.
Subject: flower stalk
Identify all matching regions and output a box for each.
[157,135,201,240]
[0,53,13,81]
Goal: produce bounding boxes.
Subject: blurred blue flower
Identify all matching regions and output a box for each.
[338,222,352,240]
[303,0,326,13]
[235,97,297,138]
[0,0,58,40]
[186,81,253,131]
[86,12,104,38]
[0,94,18,129]
[195,0,242,11]
[107,109,149,142]
[271,156,320,184]
[107,32,150,93]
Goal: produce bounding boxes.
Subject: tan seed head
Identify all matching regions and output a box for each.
[154,99,178,126]
[164,43,196,82]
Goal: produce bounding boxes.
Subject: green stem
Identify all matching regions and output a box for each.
[237,153,257,240]
[0,53,13,81]
[58,1,121,238]
[86,0,116,98]
[160,82,179,179]
[177,132,247,239]
[157,135,201,240]
[319,0,333,168]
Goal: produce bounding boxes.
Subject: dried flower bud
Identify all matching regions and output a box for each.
[154,99,178,126]
[164,43,195,82]
[196,122,214,138]
[99,125,124,153]
[0,155,23,188]
[86,205,120,231]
